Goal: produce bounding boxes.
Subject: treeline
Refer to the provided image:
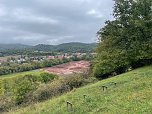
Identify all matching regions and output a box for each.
[0,54,93,76]
[0,50,57,57]
[93,0,152,78]
[0,58,69,76]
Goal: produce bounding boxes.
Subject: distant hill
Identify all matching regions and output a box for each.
[32,42,96,52]
[0,44,31,51]
[0,42,96,53]
[57,42,96,52]
[32,44,55,51]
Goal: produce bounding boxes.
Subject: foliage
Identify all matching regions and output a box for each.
[0,72,57,110]
[0,58,69,76]
[8,65,152,114]
[40,73,56,83]
[93,0,152,78]
[26,74,89,102]
[14,75,38,105]
[0,71,93,112]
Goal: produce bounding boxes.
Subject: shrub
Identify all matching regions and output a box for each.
[0,72,94,112]
[14,75,39,105]
[0,96,15,112]
[28,74,87,102]
[40,73,56,83]
[64,74,84,89]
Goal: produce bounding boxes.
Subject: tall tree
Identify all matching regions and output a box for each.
[93,0,152,78]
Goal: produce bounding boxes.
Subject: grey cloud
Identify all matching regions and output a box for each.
[0,0,114,45]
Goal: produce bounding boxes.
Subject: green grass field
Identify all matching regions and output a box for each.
[7,65,152,114]
[0,69,45,79]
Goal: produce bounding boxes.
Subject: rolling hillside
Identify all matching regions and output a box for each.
[0,44,31,51]
[8,65,152,114]
[32,42,96,52]
[0,42,96,53]
[0,70,44,79]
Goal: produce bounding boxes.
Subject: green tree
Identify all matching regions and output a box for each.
[93,0,152,78]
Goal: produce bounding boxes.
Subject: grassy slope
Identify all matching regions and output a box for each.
[0,69,46,95]
[0,69,44,79]
[8,65,152,114]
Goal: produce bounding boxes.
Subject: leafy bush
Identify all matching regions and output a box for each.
[13,73,57,104]
[40,73,56,83]
[26,74,92,103]
[65,74,84,89]
[14,76,38,105]
[0,72,94,112]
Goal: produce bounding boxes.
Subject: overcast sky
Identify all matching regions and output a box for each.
[0,0,114,45]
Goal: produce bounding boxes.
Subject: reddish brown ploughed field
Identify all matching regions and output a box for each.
[44,60,90,76]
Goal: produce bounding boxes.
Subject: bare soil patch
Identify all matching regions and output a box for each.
[44,60,90,76]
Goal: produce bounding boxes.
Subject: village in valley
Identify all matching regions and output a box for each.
[0,52,96,65]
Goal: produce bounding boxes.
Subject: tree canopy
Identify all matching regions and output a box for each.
[93,0,152,78]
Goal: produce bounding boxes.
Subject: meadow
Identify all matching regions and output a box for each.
[0,69,44,79]
[7,65,152,114]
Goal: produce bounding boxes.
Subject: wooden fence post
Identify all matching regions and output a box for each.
[67,101,73,111]
[102,86,107,91]
[83,94,87,99]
